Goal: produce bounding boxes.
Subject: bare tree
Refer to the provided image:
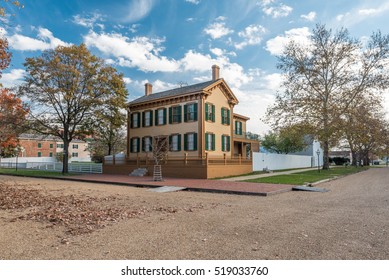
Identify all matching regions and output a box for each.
[151,136,169,181]
[266,24,389,169]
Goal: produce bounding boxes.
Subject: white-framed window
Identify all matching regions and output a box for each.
[131,137,140,153]
[184,133,197,151]
[133,113,139,128]
[188,133,194,151]
[143,136,152,152]
[171,106,182,123]
[205,103,215,122]
[170,134,181,151]
[72,152,79,157]
[222,135,231,152]
[72,144,78,149]
[144,111,151,127]
[158,109,164,125]
[221,107,230,125]
[205,133,215,151]
[185,103,197,122]
[235,121,243,135]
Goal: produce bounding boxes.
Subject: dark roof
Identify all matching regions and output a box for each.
[128,79,219,106]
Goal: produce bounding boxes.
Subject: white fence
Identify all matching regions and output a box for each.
[253,152,316,171]
[0,161,102,174]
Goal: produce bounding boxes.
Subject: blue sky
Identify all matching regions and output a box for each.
[1,0,389,134]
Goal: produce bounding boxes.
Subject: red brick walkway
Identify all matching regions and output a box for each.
[66,174,293,196]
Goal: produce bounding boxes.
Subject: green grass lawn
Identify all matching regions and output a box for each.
[245,166,369,185]
[0,168,74,177]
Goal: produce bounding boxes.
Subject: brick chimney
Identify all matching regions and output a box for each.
[145,83,152,96]
[212,65,220,81]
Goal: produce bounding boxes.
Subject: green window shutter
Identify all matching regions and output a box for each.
[205,103,209,121]
[137,113,141,128]
[130,138,134,153]
[227,136,230,151]
[178,106,182,123]
[142,112,145,127]
[150,110,153,126]
[235,121,238,134]
[193,133,198,151]
[184,105,188,122]
[239,122,242,135]
[212,105,215,122]
[142,137,145,152]
[227,109,230,125]
[222,135,225,151]
[169,107,173,124]
[184,134,188,151]
[155,109,158,125]
[169,135,172,150]
[212,134,215,151]
[221,108,225,124]
[163,108,167,124]
[193,103,198,121]
[137,138,140,152]
[178,134,181,151]
[205,133,209,150]
[130,114,134,128]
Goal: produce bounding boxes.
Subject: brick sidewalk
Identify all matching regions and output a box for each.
[66,174,293,196]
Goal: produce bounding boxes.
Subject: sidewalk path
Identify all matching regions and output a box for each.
[221,167,318,181]
[65,174,294,196]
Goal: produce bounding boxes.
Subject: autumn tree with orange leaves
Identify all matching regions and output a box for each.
[0,19,28,158]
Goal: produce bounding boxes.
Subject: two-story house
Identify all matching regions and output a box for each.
[104,65,259,178]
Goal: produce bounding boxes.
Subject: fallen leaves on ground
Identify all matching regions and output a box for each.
[0,183,220,238]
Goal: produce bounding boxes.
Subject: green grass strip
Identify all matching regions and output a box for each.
[245,166,369,185]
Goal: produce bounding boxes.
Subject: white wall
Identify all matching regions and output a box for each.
[253,152,315,171]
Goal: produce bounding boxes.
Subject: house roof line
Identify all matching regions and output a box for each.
[128,78,239,107]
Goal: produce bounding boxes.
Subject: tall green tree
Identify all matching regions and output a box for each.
[19,44,128,173]
[266,24,389,169]
[261,126,308,154]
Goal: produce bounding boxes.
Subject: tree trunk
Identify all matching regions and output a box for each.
[62,139,69,174]
[351,150,357,166]
[363,149,370,166]
[322,140,330,170]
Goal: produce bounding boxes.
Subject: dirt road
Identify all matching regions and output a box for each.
[0,167,388,259]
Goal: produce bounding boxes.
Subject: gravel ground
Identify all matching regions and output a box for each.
[0,167,388,260]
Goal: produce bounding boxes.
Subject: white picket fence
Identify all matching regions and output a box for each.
[0,161,102,174]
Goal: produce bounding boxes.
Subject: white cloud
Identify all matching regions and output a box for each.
[335,2,389,26]
[124,0,154,23]
[0,69,25,87]
[259,1,293,18]
[235,24,267,49]
[7,27,71,51]
[123,77,132,84]
[265,27,311,56]
[180,50,251,88]
[204,19,233,39]
[83,31,180,72]
[129,24,140,33]
[72,12,104,28]
[301,11,316,21]
[185,0,200,4]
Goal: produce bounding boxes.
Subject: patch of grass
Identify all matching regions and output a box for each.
[0,168,74,177]
[245,166,369,185]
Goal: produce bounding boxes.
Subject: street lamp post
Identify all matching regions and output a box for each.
[15,146,20,172]
[316,149,321,173]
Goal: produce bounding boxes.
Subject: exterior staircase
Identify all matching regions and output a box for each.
[129,168,148,177]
